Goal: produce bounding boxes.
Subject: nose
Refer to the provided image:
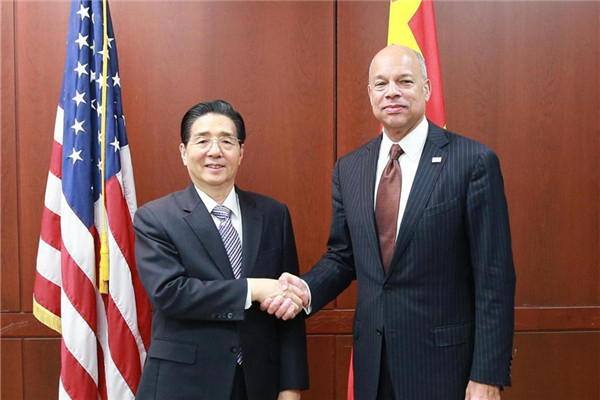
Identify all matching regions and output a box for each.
[385,81,402,98]
[206,139,222,156]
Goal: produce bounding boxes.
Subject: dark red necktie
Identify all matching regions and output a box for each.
[375,144,403,272]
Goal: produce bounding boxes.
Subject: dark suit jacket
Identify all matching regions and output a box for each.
[304,122,516,400]
[134,185,309,400]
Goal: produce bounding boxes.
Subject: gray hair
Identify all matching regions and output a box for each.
[413,49,428,81]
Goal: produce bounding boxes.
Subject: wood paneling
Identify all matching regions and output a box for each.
[334,336,353,400]
[304,336,336,400]
[4,331,600,400]
[1,314,60,338]
[3,306,597,339]
[515,306,600,332]
[435,1,600,307]
[109,1,335,274]
[306,307,600,334]
[505,333,600,400]
[1,339,23,400]
[2,1,599,399]
[1,0,20,312]
[336,1,387,158]
[303,335,353,399]
[14,1,70,313]
[22,339,61,400]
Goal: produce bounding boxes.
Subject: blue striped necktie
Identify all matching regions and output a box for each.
[212,204,243,364]
[212,205,242,279]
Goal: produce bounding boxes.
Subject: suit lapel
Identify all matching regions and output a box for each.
[389,123,449,272]
[181,184,235,280]
[237,189,263,278]
[360,136,385,273]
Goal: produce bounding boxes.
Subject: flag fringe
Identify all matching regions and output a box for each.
[33,296,62,334]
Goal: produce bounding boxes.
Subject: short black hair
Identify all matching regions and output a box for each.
[180,100,246,145]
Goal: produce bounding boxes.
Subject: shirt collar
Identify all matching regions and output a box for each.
[195,186,240,218]
[381,117,429,163]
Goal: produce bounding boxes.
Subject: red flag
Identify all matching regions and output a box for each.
[33,1,151,398]
[347,1,446,398]
[387,0,446,127]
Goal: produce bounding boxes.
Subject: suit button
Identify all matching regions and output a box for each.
[230,346,239,353]
[227,312,234,319]
[384,285,392,292]
[376,328,383,336]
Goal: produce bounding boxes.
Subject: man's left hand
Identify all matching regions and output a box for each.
[465,381,500,400]
[277,389,301,400]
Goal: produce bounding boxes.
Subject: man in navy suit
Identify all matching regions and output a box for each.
[264,45,515,400]
[134,100,308,400]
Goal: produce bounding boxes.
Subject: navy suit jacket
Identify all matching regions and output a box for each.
[304,122,516,400]
[134,185,309,400]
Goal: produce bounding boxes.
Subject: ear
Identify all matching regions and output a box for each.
[367,83,374,106]
[424,79,432,101]
[238,144,244,165]
[179,143,187,166]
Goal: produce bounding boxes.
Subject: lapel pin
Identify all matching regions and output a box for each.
[432,157,442,163]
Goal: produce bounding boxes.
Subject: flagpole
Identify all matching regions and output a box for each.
[99,0,110,294]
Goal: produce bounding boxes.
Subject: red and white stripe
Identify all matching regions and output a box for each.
[33,105,151,400]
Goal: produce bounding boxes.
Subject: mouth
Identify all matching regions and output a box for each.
[205,164,225,170]
[383,104,407,114]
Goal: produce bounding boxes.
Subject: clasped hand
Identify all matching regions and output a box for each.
[250,273,308,320]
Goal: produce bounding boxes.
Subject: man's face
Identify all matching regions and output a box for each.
[367,46,431,139]
[179,113,244,194]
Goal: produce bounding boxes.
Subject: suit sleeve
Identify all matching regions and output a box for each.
[278,205,309,390]
[466,149,516,386]
[134,205,247,321]
[303,159,357,313]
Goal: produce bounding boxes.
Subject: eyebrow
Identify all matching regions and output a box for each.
[191,131,236,137]
[373,73,414,80]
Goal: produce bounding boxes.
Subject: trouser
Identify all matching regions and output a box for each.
[230,364,248,400]
[376,338,395,400]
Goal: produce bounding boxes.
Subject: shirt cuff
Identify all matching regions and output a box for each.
[245,279,252,309]
[300,279,312,315]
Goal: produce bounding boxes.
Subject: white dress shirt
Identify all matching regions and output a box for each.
[374,117,429,234]
[195,186,252,309]
[196,187,243,245]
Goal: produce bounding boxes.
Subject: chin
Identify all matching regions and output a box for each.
[206,179,227,187]
[385,120,409,131]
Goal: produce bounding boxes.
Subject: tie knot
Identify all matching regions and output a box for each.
[389,144,403,161]
[212,205,232,221]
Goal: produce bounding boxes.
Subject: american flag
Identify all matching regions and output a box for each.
[33,1,151,399]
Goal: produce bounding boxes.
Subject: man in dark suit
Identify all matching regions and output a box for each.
[134,100,309,400]
[264,45,515,400]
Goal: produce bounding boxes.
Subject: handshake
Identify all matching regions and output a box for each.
[249,273,309,320]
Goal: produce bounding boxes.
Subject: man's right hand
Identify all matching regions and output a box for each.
[260,273,310,320]
[249,278,305,318]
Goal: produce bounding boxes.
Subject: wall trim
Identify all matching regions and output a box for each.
[1,306,599,338]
